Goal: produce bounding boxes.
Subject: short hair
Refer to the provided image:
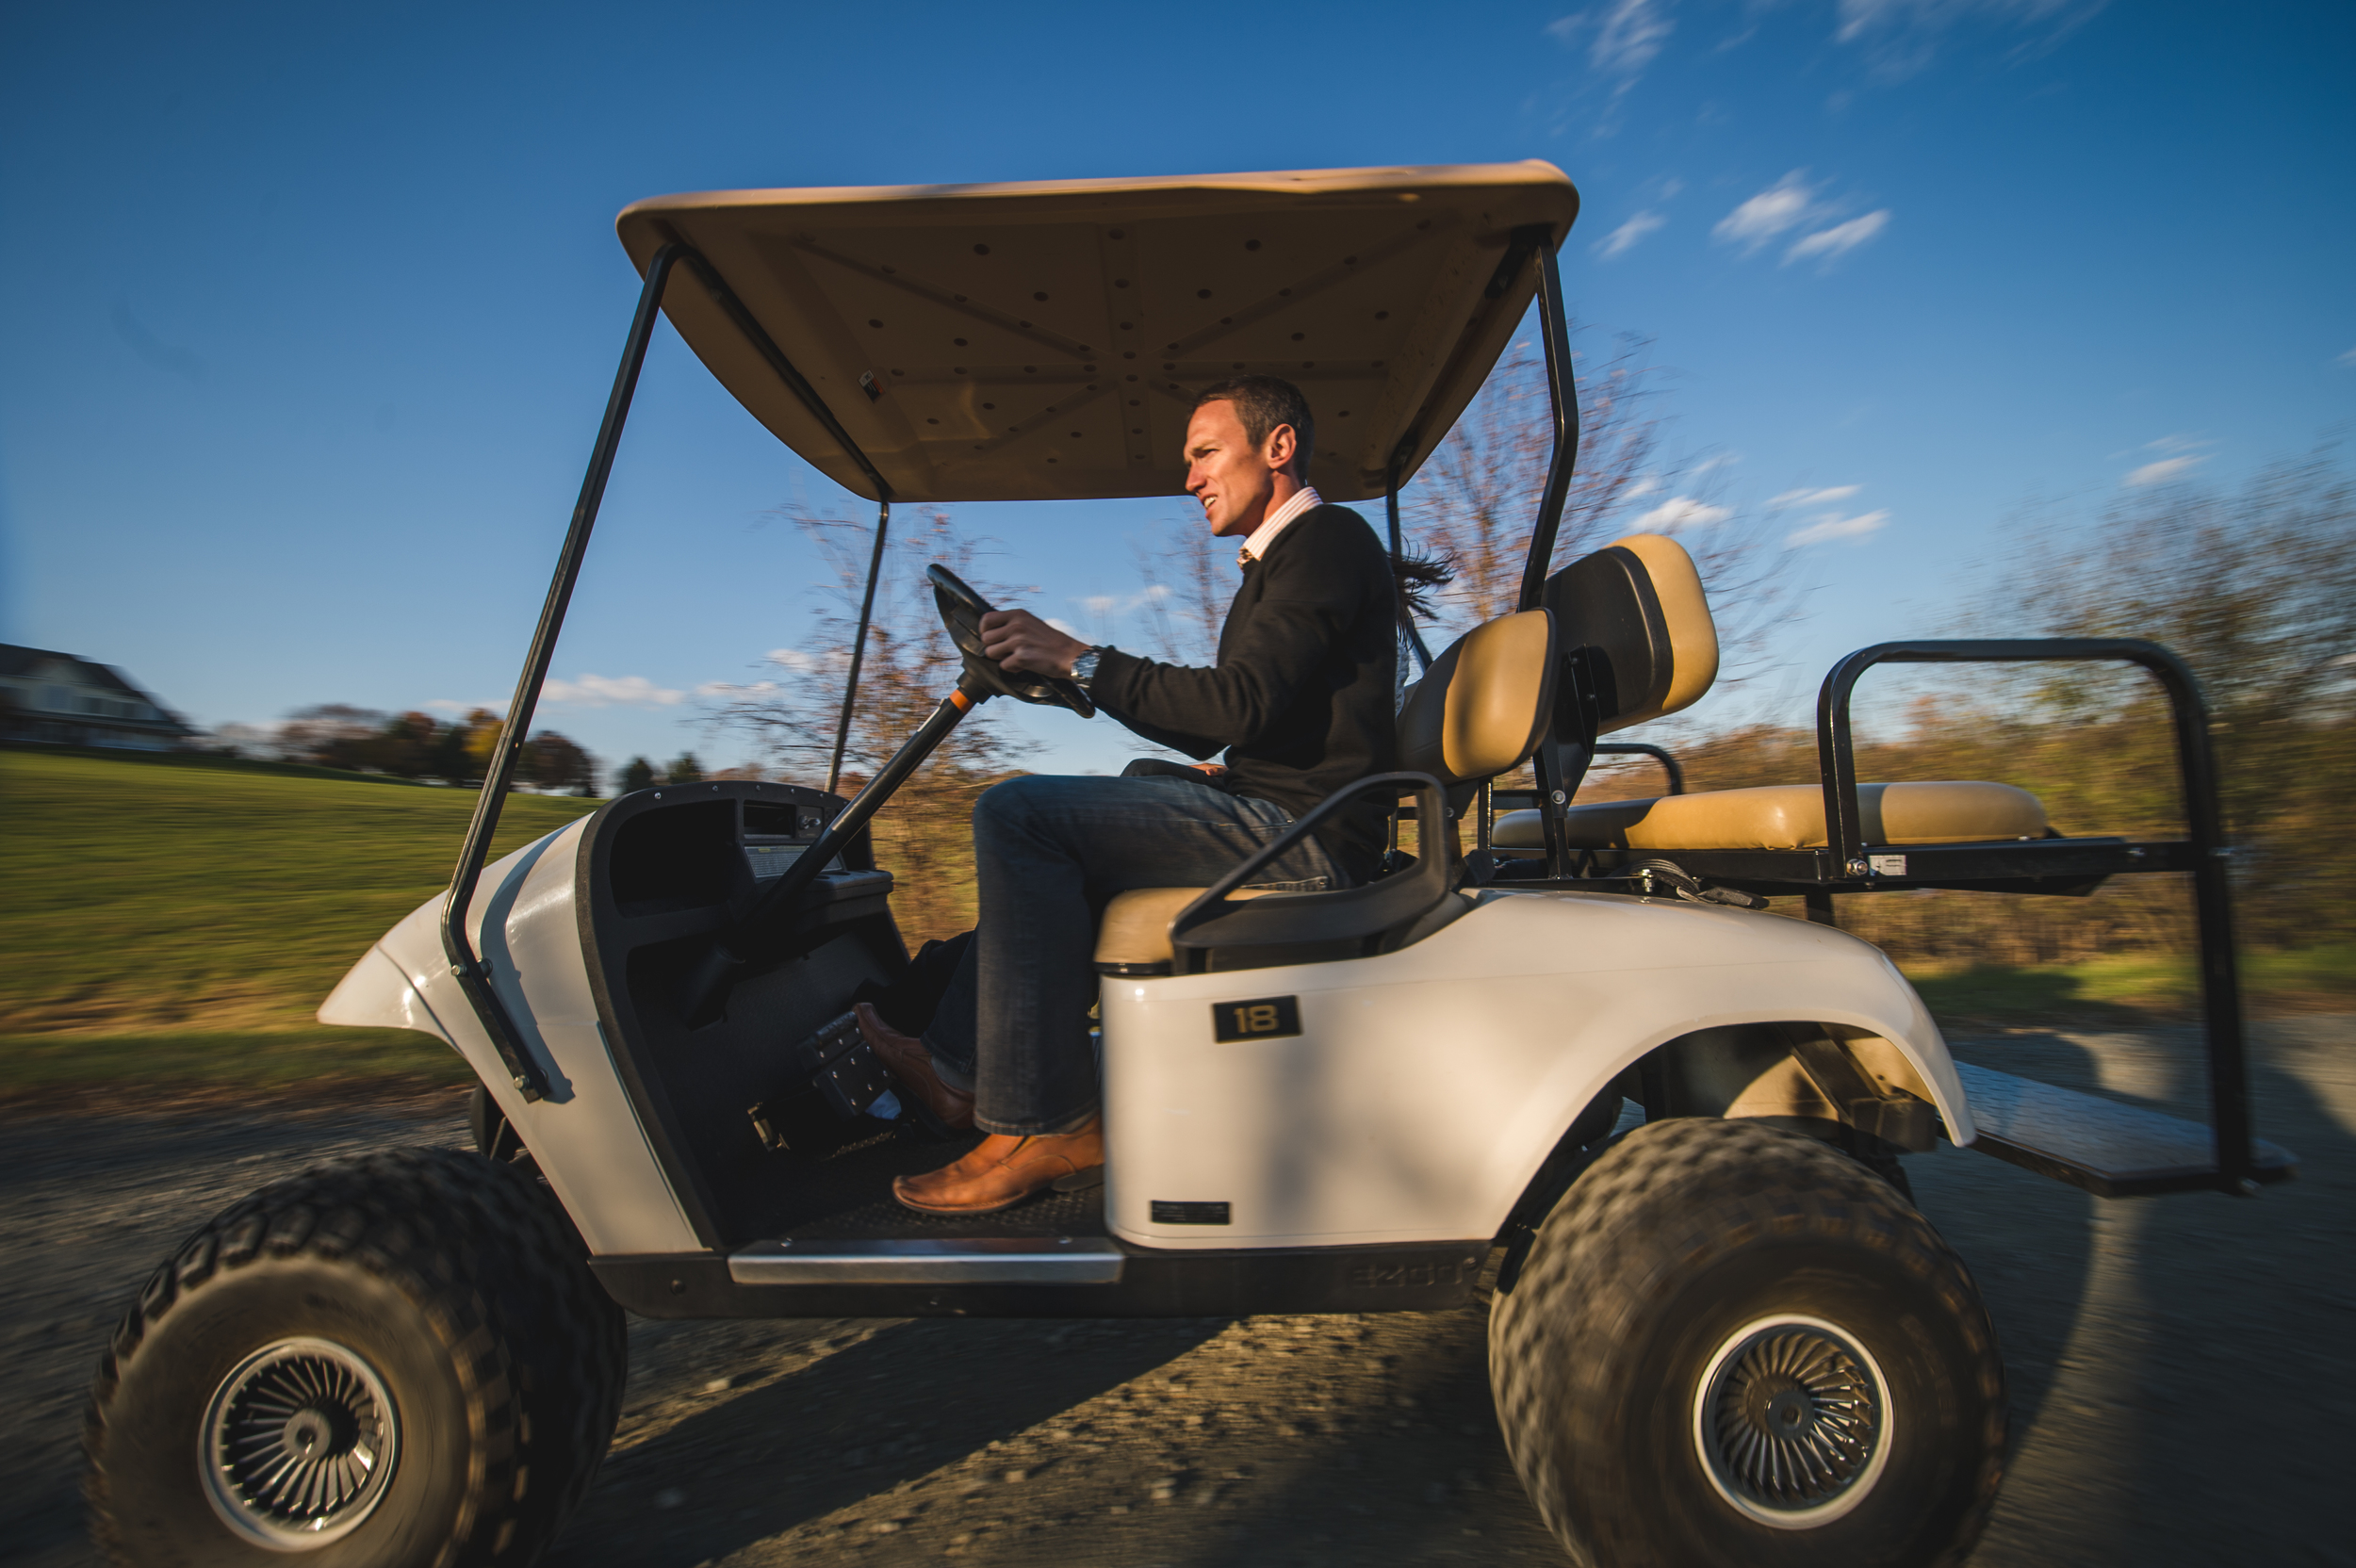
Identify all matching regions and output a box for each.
[1193,375,1315,474]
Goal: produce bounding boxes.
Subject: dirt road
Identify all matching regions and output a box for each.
[6,1018,2349,1567]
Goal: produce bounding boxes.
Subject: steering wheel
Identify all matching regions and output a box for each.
[926,564,1096,719]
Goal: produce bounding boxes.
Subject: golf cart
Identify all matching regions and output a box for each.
[85,162,2293,1568]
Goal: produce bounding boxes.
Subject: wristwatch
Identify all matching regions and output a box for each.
[1070,646,1105,687]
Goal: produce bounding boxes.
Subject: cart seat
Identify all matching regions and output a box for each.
[1097,887,1277,974]
[1492,780,2049,852]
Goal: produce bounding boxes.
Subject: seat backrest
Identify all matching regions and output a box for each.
[1397,609,1558,788]
[1543,532,1718,735]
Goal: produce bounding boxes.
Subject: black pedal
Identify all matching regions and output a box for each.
[791,1010,864,1076]
[814,1037,892,1119]
[790,1009,895,1120]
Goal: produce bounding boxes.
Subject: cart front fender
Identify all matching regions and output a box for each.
[315,815,701,1256]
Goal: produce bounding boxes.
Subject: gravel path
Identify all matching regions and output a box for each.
[6,1018,2348,1568]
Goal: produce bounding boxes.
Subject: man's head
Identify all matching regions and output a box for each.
[1184,376,1316,538]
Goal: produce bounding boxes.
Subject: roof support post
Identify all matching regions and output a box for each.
[1516,236,1580,613]
[826,498,892,796]
[441,243,688,1101]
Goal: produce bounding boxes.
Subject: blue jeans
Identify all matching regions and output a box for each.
[922,773,1341,1135]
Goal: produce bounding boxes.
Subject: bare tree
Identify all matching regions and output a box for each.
[1405,333,1782,665]
[709,504,1036,941]
[1129,521,1230,666]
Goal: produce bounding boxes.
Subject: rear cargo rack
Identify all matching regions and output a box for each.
[1492,639,2275,1197]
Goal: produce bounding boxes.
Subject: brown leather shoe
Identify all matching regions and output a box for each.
[854,1003,975,1132]
[892,1119,1104,1214]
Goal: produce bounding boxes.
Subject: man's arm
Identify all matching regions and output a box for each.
[979,512,1381,751]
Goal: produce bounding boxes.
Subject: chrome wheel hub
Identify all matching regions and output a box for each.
[201,1337,400,1549]
[1693,1314,1891,1528]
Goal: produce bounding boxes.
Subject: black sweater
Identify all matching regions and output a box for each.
[1089,504,1399,882]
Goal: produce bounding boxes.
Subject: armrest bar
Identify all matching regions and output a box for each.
[1170,772,1452,956]
[1814,637,2253,1188]
[1595,741,1685,795]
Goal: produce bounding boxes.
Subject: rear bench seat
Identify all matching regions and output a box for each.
[1493,780,2049,852]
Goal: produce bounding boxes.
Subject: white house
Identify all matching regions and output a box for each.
[0,645,195,751]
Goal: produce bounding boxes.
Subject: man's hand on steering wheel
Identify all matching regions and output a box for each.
[979,609,1089,678]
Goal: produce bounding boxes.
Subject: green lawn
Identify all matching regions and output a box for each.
[1903,943,2356,1026]
[1,748,597,1093]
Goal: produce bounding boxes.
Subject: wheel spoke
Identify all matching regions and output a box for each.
[202,1338,400,1548]
[1697,1315,1890,1522]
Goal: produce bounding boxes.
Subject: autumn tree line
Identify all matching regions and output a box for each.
[212,703,606,794]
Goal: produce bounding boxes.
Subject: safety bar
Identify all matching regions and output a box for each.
[1815,638,2254,1189]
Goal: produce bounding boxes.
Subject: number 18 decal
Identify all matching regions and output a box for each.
[1211,995,1301,1041]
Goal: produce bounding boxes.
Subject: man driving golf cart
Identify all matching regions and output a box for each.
[858,373,1402,1214]
[89,162,2292,1568]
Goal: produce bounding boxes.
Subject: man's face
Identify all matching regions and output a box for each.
[1184,400,1293,538]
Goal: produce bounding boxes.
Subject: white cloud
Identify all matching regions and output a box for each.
[1713,172,1820,253]
[1548,0,1675,75]
[1634,496,1734,533]
[764,647,854,675]
[1046,616,1084,637]
[1769,484,1861,509]
[1786,509,1890,547]
[1833,0,2103,80]
[2339,345,2356,368]
[1623,473,1663,500]
[539,673,684,708]
[697,679,777,698]
[2123,455,2204,486]
[1785,209,1890,266]
[1595,210,1667,258]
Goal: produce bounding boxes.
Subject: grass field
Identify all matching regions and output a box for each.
[3,747,2347,1095]
[1,748,596,1093]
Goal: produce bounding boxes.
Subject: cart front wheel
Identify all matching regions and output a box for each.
[1488,1117,2004,1568]
[85,1147,626,1567]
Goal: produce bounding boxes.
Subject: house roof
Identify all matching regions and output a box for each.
[0,644,193,732]
[0,645,143,695]
[614,161,1580,504]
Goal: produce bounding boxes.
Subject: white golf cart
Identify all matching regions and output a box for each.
[84,162,2292,1568]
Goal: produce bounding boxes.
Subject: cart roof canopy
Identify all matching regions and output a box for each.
[616,162,1579,505]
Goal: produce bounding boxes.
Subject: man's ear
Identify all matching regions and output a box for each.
[1264,422,1299,474]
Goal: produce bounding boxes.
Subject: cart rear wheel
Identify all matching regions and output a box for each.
[85,1148,627,1567]
[1488,1117,2004,1568]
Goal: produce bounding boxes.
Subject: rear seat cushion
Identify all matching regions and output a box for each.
[1095,886,1274,972]
[1492,780,2049,852]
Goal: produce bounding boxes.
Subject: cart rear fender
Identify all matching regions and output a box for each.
[1102,889,1972,1250]
[316,816,701,1255]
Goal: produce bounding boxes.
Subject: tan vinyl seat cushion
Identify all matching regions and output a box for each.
[1492,781,2050,852]
[1094,886,1277,970]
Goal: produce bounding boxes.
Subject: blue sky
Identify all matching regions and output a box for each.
[3,1,2349,779]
